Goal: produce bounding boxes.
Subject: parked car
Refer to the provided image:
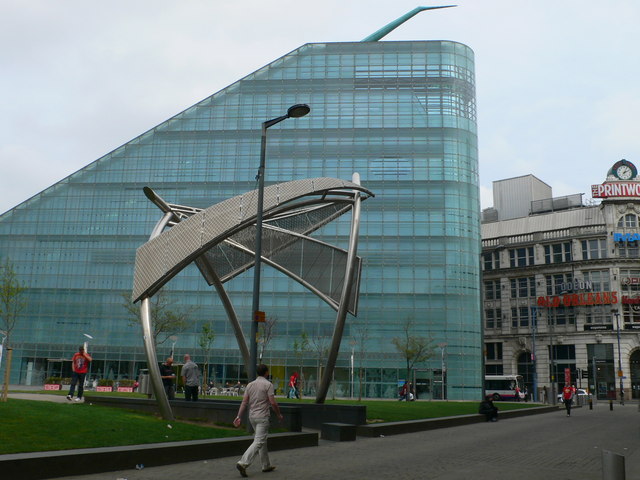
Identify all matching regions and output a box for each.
[557,388,591,402]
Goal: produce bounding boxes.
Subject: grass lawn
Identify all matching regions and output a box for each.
[0,399,246,455]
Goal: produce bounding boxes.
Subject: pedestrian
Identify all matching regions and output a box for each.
[159,357,176,400]
[234,364,282,477]
[523,386,529,402]
[288,372,299,399]
[181,354,201,401]
[67,345,92,402]
[561,383,574,416]
[543,385,548,404]
[514,385,521,402]
[479,395,499,422]
[398,381,409,401]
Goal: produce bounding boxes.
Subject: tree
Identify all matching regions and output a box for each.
[391,318,435,382]
[257,315,277,363]
[350,321,369,401]
[292,331,310,398]
[198,323,216,393]
[309,332,330,394]
[0,258,27,402]
[122,290,193,348]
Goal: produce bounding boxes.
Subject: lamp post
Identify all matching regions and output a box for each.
[249,104,310,381]
[169,335,178,359]
[438,342,447,400]
[612,310,624,405]
[82,333,93,353]
[530,306,538,402]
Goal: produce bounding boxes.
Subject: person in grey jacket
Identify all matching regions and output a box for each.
[181,354,201,401]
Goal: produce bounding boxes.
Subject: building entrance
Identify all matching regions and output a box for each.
[631,350,640,399]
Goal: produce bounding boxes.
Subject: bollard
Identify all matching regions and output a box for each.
[609,399,613,411]
[602,450,625,480]
[589,398,593,410]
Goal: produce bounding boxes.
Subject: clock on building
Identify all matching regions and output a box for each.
[611,159,637,180]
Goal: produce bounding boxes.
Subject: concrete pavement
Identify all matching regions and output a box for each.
[46,402,640,480]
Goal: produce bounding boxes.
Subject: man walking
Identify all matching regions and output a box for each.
[233,364,282,477]
[181,354,201,401]
[67,346,92,402]
[159,357,176,400]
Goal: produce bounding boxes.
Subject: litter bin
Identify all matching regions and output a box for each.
[138,369,152,397]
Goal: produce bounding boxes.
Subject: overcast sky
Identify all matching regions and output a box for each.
[2,0,639,214]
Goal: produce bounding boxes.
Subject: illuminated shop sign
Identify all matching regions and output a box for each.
[591,183,640,198]
[613,233,640,242]
[622,296,640,305]
[537,291,618,308]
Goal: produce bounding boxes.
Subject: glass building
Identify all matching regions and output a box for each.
[0,40,482,399]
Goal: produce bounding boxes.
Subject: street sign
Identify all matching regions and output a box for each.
[254,310,266,323]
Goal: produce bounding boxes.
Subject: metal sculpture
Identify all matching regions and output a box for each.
[133,176,373,418]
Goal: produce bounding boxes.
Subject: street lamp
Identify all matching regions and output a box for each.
[249,104,310,381]
[438,342,447,400]
[530,306,538,402]
[612,310,624,405]
[169,335,178,359]
[82,333,93,353]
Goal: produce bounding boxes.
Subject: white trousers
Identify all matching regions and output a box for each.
[238,416,271,469]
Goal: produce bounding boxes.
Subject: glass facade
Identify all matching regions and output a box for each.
[0,40,482,399]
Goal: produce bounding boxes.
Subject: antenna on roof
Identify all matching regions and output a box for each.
[361,5,456,42]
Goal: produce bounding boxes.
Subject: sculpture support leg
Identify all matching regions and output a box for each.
[315,175,362,403]
[141,296,174,421]
[197,258,251,371]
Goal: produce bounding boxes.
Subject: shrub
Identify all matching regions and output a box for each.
[97,379,114,386]
[44,377,61,385]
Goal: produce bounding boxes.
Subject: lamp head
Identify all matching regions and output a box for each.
[287,104,310,118]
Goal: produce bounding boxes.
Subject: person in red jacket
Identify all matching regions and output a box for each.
[561,383,574,416]
[67,346,92,402]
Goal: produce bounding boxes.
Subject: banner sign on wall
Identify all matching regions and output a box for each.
[537,291,618,308]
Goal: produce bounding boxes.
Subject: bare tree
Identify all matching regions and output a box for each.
[0,258,27,402]
[292,331,310,398]
[350,321,369,401]
[257,315,277,363]
[122,290,193,347]
[198,323,216,394]
[391,318,435,381]
[309,332,330,394]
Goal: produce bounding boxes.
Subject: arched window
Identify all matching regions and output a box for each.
[617,214,637,228]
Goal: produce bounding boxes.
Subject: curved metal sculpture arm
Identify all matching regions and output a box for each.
[315,174,363,403]
[140,211,176,421]
[361,5,456,42]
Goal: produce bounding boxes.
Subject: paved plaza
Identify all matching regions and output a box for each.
[48,401,640,480]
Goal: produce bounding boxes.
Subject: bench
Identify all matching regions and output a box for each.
[321,422,357,442]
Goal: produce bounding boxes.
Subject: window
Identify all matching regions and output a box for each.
[511,306,530,328]
[544,242,572,264]
[485,342,503,360]
[482,251,500,271]
[581,239,607,260]
[617,214,638,228]
[509,247,534,267]
[484,280,501,300]
[618,240,640,258]
[583,270,611,291]
[585,305,612,325]
[485,308,502,329]
[545,273,573,295]
[548,307,576,326]
[510,277,536,298]
[620,269,640,293]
